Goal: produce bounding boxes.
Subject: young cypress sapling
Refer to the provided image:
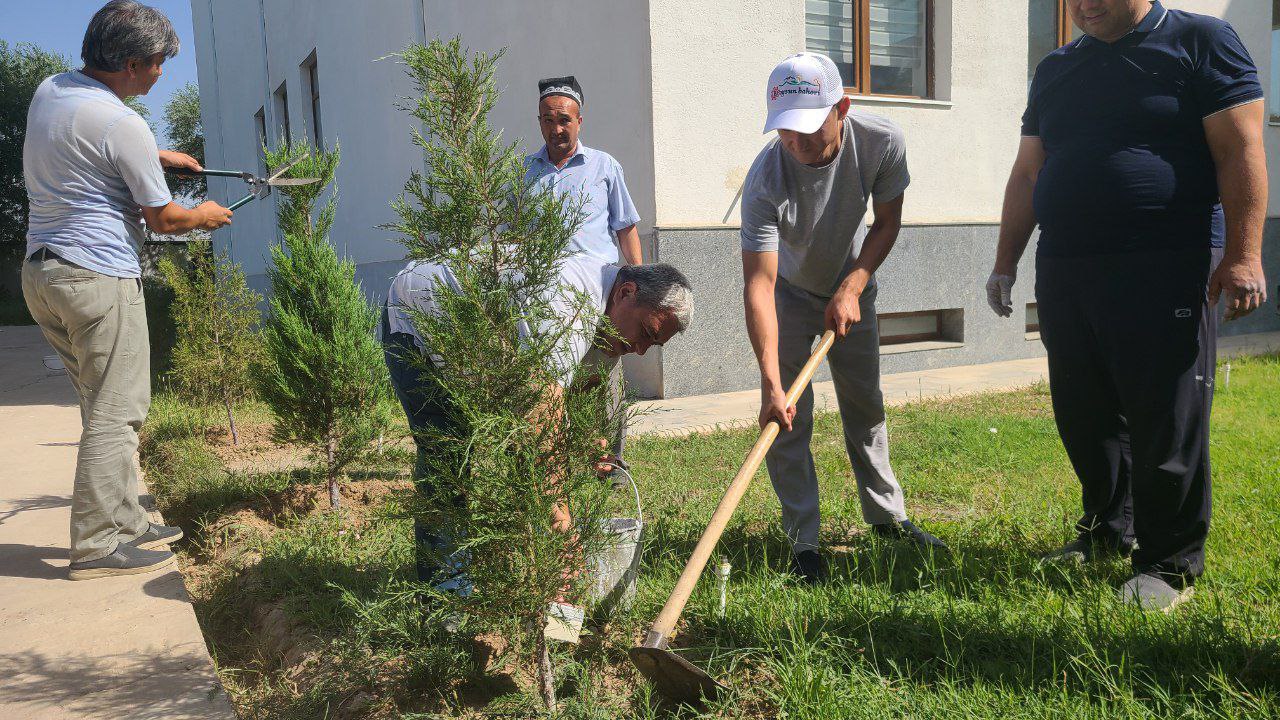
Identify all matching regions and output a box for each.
[157,242,262,444]
[257,142,394,510]
[388,38,626,712]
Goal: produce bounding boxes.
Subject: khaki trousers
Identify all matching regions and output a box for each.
[22,252,151,563]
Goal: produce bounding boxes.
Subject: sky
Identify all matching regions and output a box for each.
[0,1,199,143]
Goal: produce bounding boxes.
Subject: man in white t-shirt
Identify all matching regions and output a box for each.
[740,52,945,585]
[22,1,233,580]
[382,257,693,585]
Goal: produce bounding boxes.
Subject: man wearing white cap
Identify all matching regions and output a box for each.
[740,52,945,584]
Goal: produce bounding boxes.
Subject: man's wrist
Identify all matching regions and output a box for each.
[992,258,1018,276]
[1222,247,1263,264]
[840,269,871,296]
[760,374,783,394]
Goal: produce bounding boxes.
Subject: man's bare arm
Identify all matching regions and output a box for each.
[529,381,574,532]
[994,137,1046,275]
[1204,100,1268,320]
[141,200,232,235]
[615,224,643,265]
[742,249,794,430]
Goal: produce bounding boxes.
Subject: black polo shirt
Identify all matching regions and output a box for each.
[1022,1,1263,257]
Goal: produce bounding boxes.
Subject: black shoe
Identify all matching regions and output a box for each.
[604,457,631,491]
[872,519,948,550]
[789,550,828,585]
[1040,533,1134,566]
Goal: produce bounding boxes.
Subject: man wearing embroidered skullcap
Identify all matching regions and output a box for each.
[525,75,644,484]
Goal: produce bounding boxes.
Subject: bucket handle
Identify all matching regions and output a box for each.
[607,464,643,530]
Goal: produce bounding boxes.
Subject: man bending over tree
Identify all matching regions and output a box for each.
[382,258,693,590]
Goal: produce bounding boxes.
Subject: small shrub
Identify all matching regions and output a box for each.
[158,242,262,443]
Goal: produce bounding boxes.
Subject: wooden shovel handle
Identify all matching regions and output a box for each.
[646,330,836,643]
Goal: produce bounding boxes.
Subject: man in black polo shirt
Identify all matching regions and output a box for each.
[987,0,1268,610]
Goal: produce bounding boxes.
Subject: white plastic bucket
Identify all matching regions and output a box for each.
[586,469,643,615]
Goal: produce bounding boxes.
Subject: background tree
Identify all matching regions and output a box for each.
[158,242,261,444]
[162,81,204,199]
[0,42,160,319]
[0,42,70,287]
[389,38,624,713]
[257,142,393,510]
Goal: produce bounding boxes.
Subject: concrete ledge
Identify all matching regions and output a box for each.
[0,326,236,720]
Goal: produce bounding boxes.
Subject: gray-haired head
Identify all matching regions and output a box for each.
[82,0,179,73]
[617,263,694,332]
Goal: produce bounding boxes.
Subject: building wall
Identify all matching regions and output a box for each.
[191,0,423,282]
[648,0,1280,398]
[420,0,662,395]
[647,0,1028,228]
[191,0,666,394]
[191,0,1280,400]
[658,221,1280,398]
[646,0,1279,227]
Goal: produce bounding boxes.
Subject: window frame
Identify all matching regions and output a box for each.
[273,81,291,146]
[829,0,936,100]
[1056,0,1072,47]
[1271,0,1280,123]
[302,50,322,144]
[879,309,943,345]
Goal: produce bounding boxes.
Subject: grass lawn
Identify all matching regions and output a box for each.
[141,354,1280,719]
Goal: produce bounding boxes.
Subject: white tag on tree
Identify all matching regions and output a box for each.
[544,602,584,644]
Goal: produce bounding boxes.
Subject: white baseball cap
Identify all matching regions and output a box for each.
[763,52,845,134]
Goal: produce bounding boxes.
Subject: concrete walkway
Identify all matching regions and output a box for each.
[632,331,1280,437]
[0,326,235,720]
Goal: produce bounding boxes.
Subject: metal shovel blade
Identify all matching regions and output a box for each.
[628,643,724,705]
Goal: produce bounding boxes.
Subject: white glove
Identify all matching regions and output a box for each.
[986,272,1016,317]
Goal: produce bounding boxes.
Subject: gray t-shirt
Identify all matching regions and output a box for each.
[386,254,620,387]
[740,110,910,297]
[24,71,173,278]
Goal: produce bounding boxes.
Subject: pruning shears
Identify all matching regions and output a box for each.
[167,154,320,210]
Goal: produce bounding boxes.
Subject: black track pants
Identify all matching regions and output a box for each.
[1035,246,1220,581]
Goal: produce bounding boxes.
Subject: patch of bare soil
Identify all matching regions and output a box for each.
[204,422,309,475]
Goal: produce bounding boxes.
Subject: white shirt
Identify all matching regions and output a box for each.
[24,71,172,278]
[386,254,620,387]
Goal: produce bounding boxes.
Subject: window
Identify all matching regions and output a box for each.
[1029,1,1072,83]
[253,107,267,175]
[1272,0,1280,123]
[879,308,963,347]
[302,51,322,143]
[806,0,932,98]
[273,81,290,146]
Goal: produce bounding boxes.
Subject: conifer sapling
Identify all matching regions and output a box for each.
[257,142,394,510]
[158,242,262,444]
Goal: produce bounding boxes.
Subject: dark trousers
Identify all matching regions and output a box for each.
[381,306,465,585]
[1035,246,1220,581]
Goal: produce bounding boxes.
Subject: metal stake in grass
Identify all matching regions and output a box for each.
[629,331,836,704]
[716,558,731,619]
